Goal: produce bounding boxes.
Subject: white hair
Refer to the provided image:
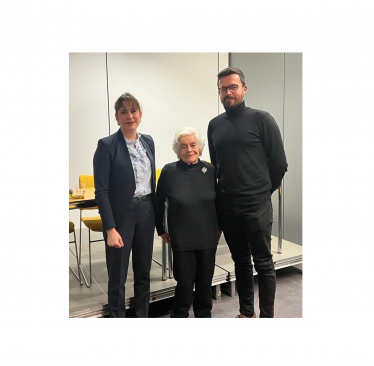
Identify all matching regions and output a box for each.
[172,127,205,158]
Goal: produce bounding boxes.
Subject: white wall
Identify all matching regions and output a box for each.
[69,53,109,188]
[106,53,219,166]
[69,53,109,224]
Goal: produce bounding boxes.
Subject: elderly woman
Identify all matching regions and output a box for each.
[156,127,218,318]
[94,93,156,318]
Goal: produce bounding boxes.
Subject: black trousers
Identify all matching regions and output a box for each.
[171,248,217,318]
[104,200,155,318]
[217,198,275,318]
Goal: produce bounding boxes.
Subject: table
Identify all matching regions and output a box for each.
[69,187,96,209]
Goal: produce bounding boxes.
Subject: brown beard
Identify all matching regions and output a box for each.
[223,95,243,111]
[223,97,237,111]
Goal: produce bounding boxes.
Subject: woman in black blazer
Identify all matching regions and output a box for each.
[93,93,156,318]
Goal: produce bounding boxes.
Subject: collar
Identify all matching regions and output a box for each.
[124,132,141,144]
[225,101,247,117]
[177,158,201,169]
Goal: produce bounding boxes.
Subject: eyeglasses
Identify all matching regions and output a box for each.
[218,84,245,94]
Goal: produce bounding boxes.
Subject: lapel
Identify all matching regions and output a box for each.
[116,129,135,182]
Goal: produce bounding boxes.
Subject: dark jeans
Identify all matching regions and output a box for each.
[104,200,155,318]
[217,197,275,318]
[171,248,217,318]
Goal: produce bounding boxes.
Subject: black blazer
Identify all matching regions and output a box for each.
[93,128,156,231]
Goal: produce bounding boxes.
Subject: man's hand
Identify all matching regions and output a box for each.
[106,228,124,248]
[161,232,171,244]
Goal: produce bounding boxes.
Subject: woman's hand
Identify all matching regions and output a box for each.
[161,232,171,244]
[106,228,124,248]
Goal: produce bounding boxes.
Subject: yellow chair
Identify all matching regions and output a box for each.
[69,220,81,283]
[79,175,104,288]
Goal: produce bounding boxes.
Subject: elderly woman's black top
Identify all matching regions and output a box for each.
[155,159,218,252]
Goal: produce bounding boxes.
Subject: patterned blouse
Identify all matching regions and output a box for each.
[124,133,152,197]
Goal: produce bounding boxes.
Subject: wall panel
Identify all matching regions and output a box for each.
[284,53,302,245]
[229,53,285,237]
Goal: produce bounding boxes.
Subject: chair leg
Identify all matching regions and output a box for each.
[69,229,82,283]
[89,228,92,287]
[80,228,93,288]
[74,229,82,283]
[79,210,82,265]
[78,209,87,287]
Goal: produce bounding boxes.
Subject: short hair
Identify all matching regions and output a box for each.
[217,67,246,87]
[114,93,142,115]
[172,127,205,158]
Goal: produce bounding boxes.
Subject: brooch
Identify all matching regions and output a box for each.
[202,167,207,174]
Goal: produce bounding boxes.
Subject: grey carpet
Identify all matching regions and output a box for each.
[127,264,302,318]
[210,264,303,318]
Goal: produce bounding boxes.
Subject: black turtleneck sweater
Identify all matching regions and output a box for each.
[208,101,288,205]
[155,159,218,252]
